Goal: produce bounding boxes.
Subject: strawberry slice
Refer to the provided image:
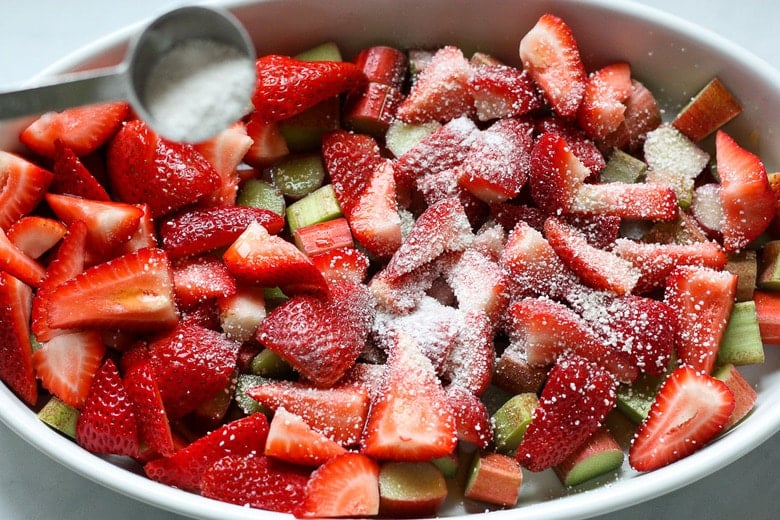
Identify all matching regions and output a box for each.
[346,160,403,258]
[0,226,46,287]
[45,247,179,333]
[223,221,328,296]
[123,358,175,457]
[252,54,366,124]
[247,380,370,446]
[515,356,617,472]
[322,129,384,216]
[160,205,284,260]
[106,119,221,217]
[664,265,737,374]
[629,365,735,471]
[601,79,662,153]
[396,45,474,124]
[544,216,640,296]
[172,256,237,310]
[577,62,633,142]
[0,151,53,231]
[571,181,679,221]
[19,101,129,158]
[147,322,240,418]
[7,216,67,259]
[255,280,374,387]
[243,117,289,168]
[201,455,311,514]
[441,310,496,395]
[117,203,158,255]
[529,132,591,215]
[445,383,493,448]
[456,118,534,204]
[361,331,457,461]
[468,64,545,121]
[50,140,111,201]
[535,116,606,176]
[193,121,254,207]
[265,407,347,466]
[32,330,106,409]
[444,248,508,323]
[45,192,144,255]
[75,359,139,457]
[715,130,775,251]
[0,272,37,405]
[296,452,380,518]
[519,14,587,119]
[310,246,370,284]
[144,412,270,492]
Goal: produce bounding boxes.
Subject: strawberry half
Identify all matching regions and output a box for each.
[201,455,311,514]
[629,364,735,471]
[0,151,53,231]
[515,355,617,472]
[193,121,254,207]
[519,13,587,119]
[50,140,111,201]
[346,160,403,258]
[7,216,67,259]
[45,247,179,333]
[0,226,46,287]
[577,62,633,142]
[0,272,37,405]
[172,255,237,310]
[265,406,347,466]
[322,129,384,216]
[529,132,591,215]
[144,412,270,492]
[20,101,130,158]
[255,280,374,387]
[106,119,221,217]
[252,54,366,124]
[123,358,175,457]
[468,64,545,121]
[75,358,139,457]
[296,452,380,518]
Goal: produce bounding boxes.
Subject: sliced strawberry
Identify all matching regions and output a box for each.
[123,358,175,457]
[265,407,347,466]
[515,356,617,472]
[444,248,508,323]
[629,365,735,471]
[201,455,311,513]
[393,115,478,189]
[456,117,533,204]
[50,140,111,201]
[519,13,587,119]
[369,260,442,315]
[144,412,270,492]
[147,322,240,418]
[544,217,640,296]
[106,119,221,217]
[256,280,373,387]
[441,310,496,395]
[0,226,46,287]
[716,130,775,251]
[322,129,384,215]
[664,266,737,374]
[396,46,473,124]
[0,151,53,231]
[0,272,36,405]
[361,331,457,461]
[172,255,236,310]
[20,101,129,158]
[310,246,370,284]
[445,383,493,448]
[613,238,728,293]
[247,380,370,446]
[529,132,591,215]
[577,62,633,142]
[469,64,545,121]
[535,116,607,175]
[296,452,380,518]
[601,79,662,153]
[571,181,679,221]
[383,197,473,281]
[243,117,289,168]
[45,192,143,255]
[7,216,67,259]
[223,221,328,296]
[194,121,254,207]
[505,297,638,383]
[31,330,106,409]
[415,164,491,229]
[347,160,403,258]
[160,205,284,260]
[117,203,158,254]
[45,247,179,333]
[75,358,139,457]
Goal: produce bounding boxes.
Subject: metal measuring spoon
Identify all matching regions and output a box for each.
[0,5,256,143]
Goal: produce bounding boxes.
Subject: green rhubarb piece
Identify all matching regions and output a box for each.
[726,250,757,302]
[378,462,448,517]
[600,148,647,184]
[236,179,286,217]
[645,169,695,210]
[286,184,342,233]
[263,286,288,312]
[491,392,538,454]
[554,428,624,487]
[234,374,271,416]
[385,120,441,158]
[37,396,78,439]
[279,97,340,152]
[616,372,666,424]
[758,240,780,291]
[268,154,326,200]
[296,42,342,62]
[250,348,294,379]
[431,452,459,479]
[464,452,523,507]
[719,300,765,366]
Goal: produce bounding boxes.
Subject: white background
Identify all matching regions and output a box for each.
[0,1,778,519]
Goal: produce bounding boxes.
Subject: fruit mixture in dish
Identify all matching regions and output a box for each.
[1,11,776,518]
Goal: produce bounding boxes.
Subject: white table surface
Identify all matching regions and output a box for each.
[0,1,778,519]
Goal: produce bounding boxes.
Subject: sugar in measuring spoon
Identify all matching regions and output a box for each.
[0,6,256,143]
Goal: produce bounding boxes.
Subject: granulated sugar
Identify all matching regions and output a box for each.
[143,38,255,142]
